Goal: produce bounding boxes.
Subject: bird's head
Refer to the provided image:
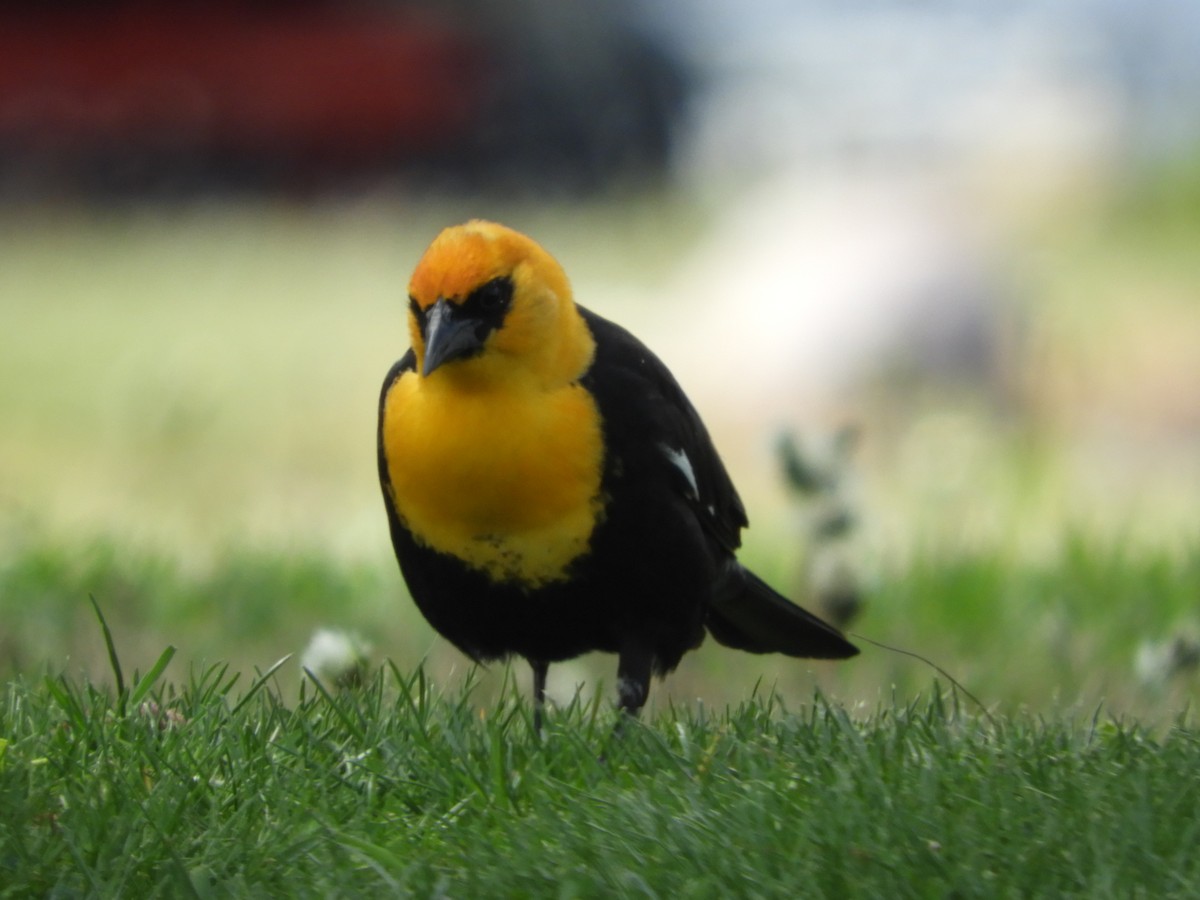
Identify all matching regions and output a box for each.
[406,221,594,387]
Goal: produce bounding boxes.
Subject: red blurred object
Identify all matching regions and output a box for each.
[0,5,489,176]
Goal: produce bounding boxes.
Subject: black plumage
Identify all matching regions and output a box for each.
[379,276,857,725]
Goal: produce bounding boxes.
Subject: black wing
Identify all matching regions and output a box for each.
[377,351,416,551]
[577,305,747,554]
[578,305,858,661]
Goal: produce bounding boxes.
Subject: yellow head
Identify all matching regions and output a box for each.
[406,220,594,388]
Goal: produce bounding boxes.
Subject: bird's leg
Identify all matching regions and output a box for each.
[615,642,653,720]
[530,659,549,734]
[600,643,654,756]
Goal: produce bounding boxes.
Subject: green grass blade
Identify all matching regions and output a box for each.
[302,667,365,740]
[326,828,404,890]
[128,645,177,709]
[88,593,125,700]
[43,674,89,729]
[230,654,292,715]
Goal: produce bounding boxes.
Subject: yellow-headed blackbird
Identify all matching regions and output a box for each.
[378,221,857,725]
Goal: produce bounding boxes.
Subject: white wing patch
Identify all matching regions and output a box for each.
[659,443,700,500]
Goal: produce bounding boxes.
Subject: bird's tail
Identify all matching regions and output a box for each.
[707,565,859,659]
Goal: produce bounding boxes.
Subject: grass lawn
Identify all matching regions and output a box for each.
[2,652,1198,897]
[3,533,1200,720]
[2,538,1199,895]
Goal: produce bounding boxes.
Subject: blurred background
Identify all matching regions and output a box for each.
[2,0,1199,715]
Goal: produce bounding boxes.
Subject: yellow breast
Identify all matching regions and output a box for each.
[381,369,606,588]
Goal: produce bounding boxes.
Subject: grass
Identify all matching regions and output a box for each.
[4,533,1199,720]
[3,531,1197,894]
[3,650,1199,897]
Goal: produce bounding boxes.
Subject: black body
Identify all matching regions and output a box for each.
[378,305,857,716]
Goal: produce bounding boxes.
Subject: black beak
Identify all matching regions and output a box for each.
[422,299,483,377]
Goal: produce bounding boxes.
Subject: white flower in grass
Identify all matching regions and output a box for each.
[301,628,370,688]
[1135,634,1200,687]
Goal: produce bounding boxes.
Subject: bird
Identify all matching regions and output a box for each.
[377,220,857,729]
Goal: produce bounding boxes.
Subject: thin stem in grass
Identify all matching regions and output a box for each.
[850,630,999,731]
[87,594,176,717]
[390,661,439,751]
[230,654,292,716]
[88,593,125,703]
[129,645,177,709]
[42,674,89,731]
[302,667,367,741]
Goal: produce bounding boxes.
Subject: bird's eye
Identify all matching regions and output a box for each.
[472,278,512,314]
